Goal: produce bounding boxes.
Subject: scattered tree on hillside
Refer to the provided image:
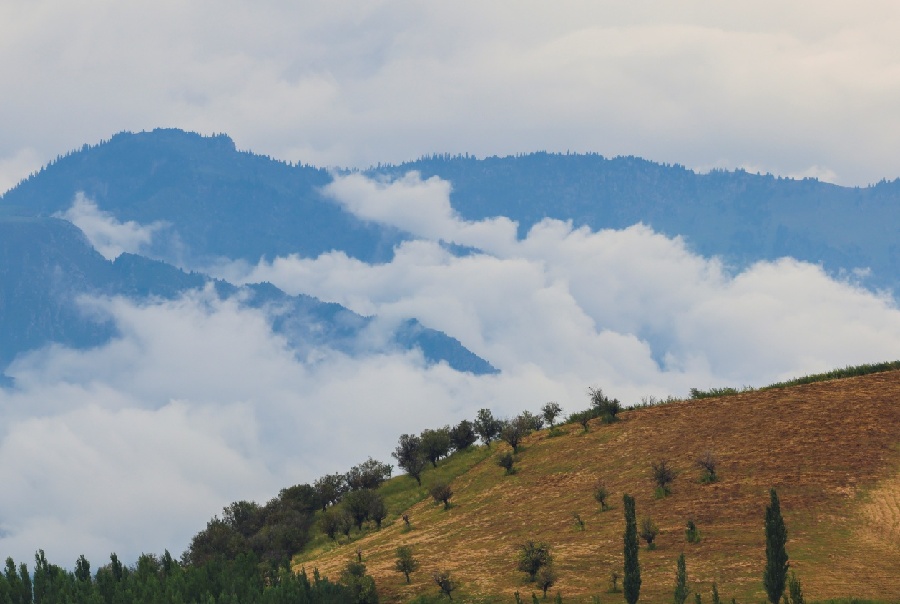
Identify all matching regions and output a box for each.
[432,570,456,600]
[314,473,347,510]
[501,414,538,453]
[474,408,502,447]
[518,410,545,432]
[340,559,379,604]
[346,457,392,490]
[320,507,343,540]
[652,459,676,497]
[392,434,427,485]
[696,451,718,483]
[536,564,558,598]
[430,482,454,509]
[764,488,789,604]
[569,409,593,432]
[623,494,641,604]
[593,480,610,511]
[639,517,659,549]
[541,401,562,427]
[343,489,377,531]
[394,546,420,584]
[449,419,478,451]
[369,492,387,529]
[518,541,553,582]
[674,553,688,604]
[421,427,452,467]
[589,387,622,423]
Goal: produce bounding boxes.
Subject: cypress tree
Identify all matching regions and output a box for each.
[674,553,688,604]
[763,488,789,604]
[623,493,641,604]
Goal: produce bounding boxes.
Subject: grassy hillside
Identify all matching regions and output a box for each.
[295,371,900,603]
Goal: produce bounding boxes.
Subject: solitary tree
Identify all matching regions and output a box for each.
[541,402,562,427]
[518,541,553,582]
[674,553,688,604]
[593,481,610,511]
[763,489,789,604]
[430,482,454,510]
[392,434,427,485]
[623,494,642,604]
[589,387,622,423]
[369,492,387,529]
[474,408,502,447]
[394,546,419,584]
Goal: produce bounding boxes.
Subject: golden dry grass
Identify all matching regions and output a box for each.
[296,371,900,603]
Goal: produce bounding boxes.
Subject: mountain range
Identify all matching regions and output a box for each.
[1,128,899,382]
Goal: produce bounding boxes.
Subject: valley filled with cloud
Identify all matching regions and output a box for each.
[2,171,898,565]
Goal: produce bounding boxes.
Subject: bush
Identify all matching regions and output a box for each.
[432,570,455,600]
[593,481,610,511]
[651,459,676,496]
[497,452,516,475]
[685,519,700,543]
[639,517,659,549]
[430,482,454,510]
[696,451,718,483]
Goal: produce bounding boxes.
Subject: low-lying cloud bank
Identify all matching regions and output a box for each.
[3,171,899,567]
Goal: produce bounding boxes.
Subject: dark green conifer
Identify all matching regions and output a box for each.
[623,494,641,604]
[763,489,789,604]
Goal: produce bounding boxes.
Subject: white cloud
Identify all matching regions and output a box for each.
[2,2,900,184]
[0,147,42,195]
[55,193,167,260]
[5,173,900,567]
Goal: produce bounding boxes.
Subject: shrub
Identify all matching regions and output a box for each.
[572,512,585,531]
[685,519,700,543]
[430,482,454,510]
[593,481,610,511]
[497,452,516,475]
[432,570,455,600]
[651,459,676,496]
[696,451,718,483]
[639,517,659,549]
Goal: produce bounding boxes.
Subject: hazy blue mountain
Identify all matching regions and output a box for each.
[375,153,900,292]
[4,129,897,292]
[1,129,403,265]
[0,217,496,378]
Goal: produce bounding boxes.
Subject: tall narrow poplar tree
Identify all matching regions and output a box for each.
[623,494,641,604]
[674,553,688,604]
[763,488,789,604]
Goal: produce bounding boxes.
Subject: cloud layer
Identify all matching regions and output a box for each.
[3,171,900,567]
[3,2,900,189]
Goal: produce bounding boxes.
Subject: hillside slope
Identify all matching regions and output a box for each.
[298,371,900,603]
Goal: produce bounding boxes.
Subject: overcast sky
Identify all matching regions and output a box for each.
[3,0,900,569]
[3,1,900,193]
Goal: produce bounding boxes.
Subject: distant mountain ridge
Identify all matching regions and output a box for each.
[0,216,497,378]
[2,127,898,378]
[4,128,898,292]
